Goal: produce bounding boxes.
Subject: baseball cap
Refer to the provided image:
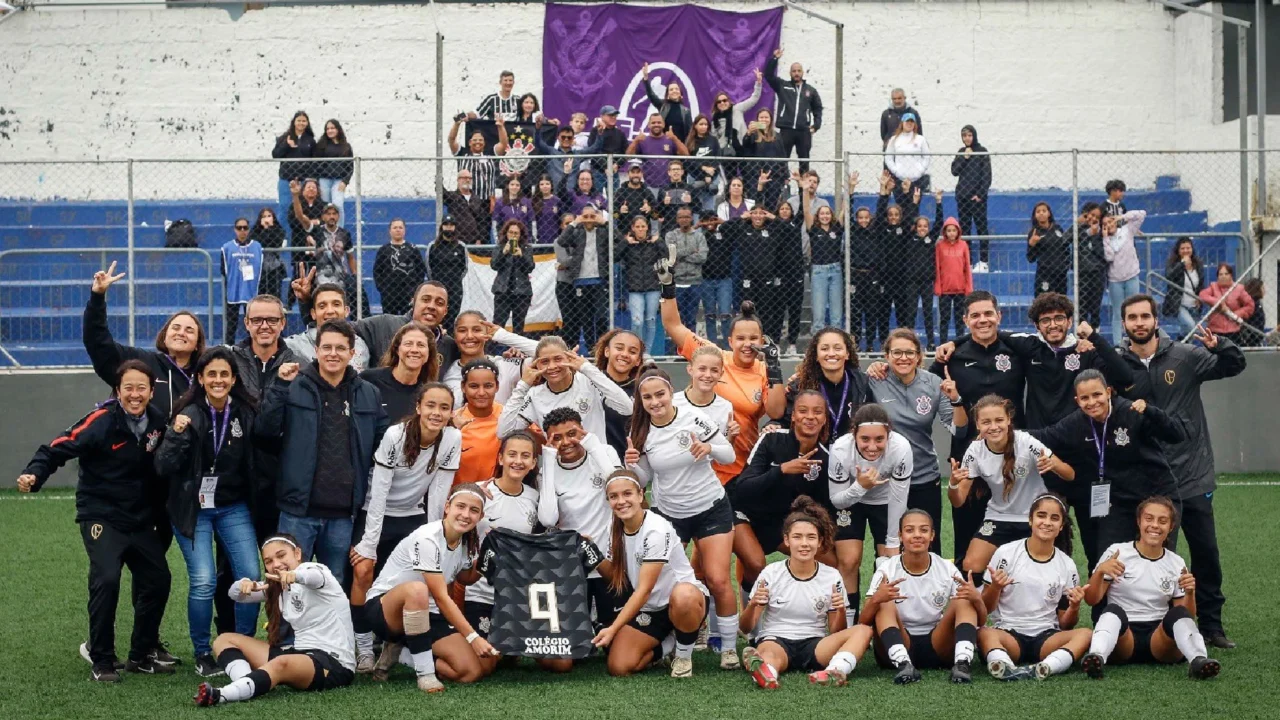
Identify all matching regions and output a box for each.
[900,112,917,123]
[600,105,620,116]
[441,214,456,225]
[627,158,644,169]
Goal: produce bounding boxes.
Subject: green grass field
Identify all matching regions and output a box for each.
[2,479,1277,720]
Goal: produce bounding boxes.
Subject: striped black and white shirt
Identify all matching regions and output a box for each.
[476,91,519,122]
[455,149,499,204]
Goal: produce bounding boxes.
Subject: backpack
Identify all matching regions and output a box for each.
[165,219,198,248]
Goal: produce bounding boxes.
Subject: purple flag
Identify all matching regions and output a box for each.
[542,3,783,141]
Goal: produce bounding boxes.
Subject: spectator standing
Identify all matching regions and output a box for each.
[665,207,708,340]
[449,116,509,207]
[284,283,372,372]
[1103,208,1146,343]
[491,175,534,235]
[686,116,724,215]
[771,199,806,353]
[1075,203,1107,328]
[875,172,916,345]
[514,93,540,124]
[373,219,427,317]
[586,105,628,178]
[899,188,944,349]
[427,216,468,329]
[626,114,689,190]
[1198,263,1254,345]
[949,125,991,271]
[709,70,763,159]
[221,218,263,345]
[741,108,788,211]
[884,113,930,205]
[476,70,519,121]
[441,170,491,245]
[288,178,324,263]
[763,48,822,173]
[735,206,784,340]
[847,173,888,351]
[657,160,695,231]
[1026,202,1070,294]
[1161,237,1205,339]
[699,213,736,348]
[641,62,694,141]
[685,114,722,160]
[803,196,845,332]
[568,169,608,218]
[879,89,923,147]
[271,111,315,230]
[1241,278,1266,345]
[786,170,830,220]
[555,206,610,350]
[1103,179,1127,217]
[531,175,563,246]
[618,215,669,352]
[308,204,369,320]
[313,119,354,227]
[934,217,972,344]
[533,122,603,196]
[715,175,755,221]
[491,220,535,334]
[250,208,288,303]
[615,159,659,236]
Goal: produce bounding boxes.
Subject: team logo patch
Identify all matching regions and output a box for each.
[1159,575,1174,593]
[813,596,827,614]
[803,462,822,482]
[677,433,692,450]
[576,397,591,414]
[230,418,243,438]
[735,510,750,522]
[931,590,948,609]
[145,429,162,452]
[1044,581,1061,603]
[753,389,763,404]
[894,461,908,479]
[1114,428,1130,447]
[90,523,103,540]
[915,395,932,415]
[478,616,491,634]
[979,521,995,537]
[836,510,852,528]
[1014,462,1030,479]
[994,354,1012,373]
[1064,353,1081,371]
[1164,370,1176,385]
[591,473,605,489]
[291,594,305,613]
[635,613,651,627]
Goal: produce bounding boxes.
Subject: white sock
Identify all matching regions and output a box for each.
[845,606,858,627]
[887,643,910,667]
[223,658,251,681]
[661,632,677,658]
[827,650,857,676]
[410,649,436,677]
[716,614,738,649]
[1172,617,1208,661]
[355,631,374,657]
[1043,648,1074,676]
[399,647,414,667]
[986,648,1013,670]
[675,641,695,660]
[1090,612,1122,661]
[217,676,257,703]
[954,640,975,664]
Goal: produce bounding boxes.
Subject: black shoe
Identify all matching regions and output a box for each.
[1082,652,1105,679]
[1188,656,1221,680]
[950,660,972,684]
[1204,633,1236,650]
[893,661,922,685]
[80,642,125,671]
[193,682,220,707]
[91,662,122,683]
[149,641,181,666]
[194,654,224,678]
[126,657,176,675]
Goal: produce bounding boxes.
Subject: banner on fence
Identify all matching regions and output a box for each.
[461,250,562,333]
[542,3,782,140]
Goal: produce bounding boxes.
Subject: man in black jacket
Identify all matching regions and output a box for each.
[556,206,610,350]
[255,320,389,585]
[880,88,922,147]
[764,48,823,173]
[614,160,657,236]
[428,216,468,329]
[441,169,490,245]
[18,362,172,681]
[1116,295,1246,649]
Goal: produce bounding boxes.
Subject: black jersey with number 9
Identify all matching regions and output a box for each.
[476,528,603,659]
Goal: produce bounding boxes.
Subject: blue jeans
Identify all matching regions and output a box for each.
[1170,306,1198,339]
[701,278,734,348]
[277,511,355,586]
[628,291,661,354]
[171,503,261,656]
[675,284,703,341]
[811,263,844,330]
[1109,276,1141,343]
[277,179,293,231]
[318,178,347,226]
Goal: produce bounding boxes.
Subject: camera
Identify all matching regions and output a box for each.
[453,112,468,123]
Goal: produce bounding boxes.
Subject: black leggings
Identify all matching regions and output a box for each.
[849,270,888,350]
[938,294,965,344]
[1078,273,1106,328]
[888,278,935,345]
[777,277,805,345]
[957,197,989,263]
[493,293,532,334]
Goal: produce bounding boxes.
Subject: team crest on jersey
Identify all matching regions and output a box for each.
[995,354,1012,373]
[1014,462,1030,479]
[1044,581,1062,603]
[1064,353,1081,371]
[677,433,692,450]
[576,397,591,414]
[931,590,948,609]
[291,594,305,613]
[979,521,995,537]
[915,395,932,415]
[479,616,491,634]
[1164,370,1176,385]
[813,596,827,614]
[804,462,822,482]
[591,473,605,489]
[1114,428,1130,447]
[145,430,162,452]
[753,389,763,403]
[527,510,538,528]
[635,612,652,627]
[230,418,243,438]
[894,461,908,478]
[836,510,852,527]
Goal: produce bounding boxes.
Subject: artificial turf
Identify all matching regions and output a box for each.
[0,480,1275,720]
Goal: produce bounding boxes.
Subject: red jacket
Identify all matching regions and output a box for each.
[934,218,972,295]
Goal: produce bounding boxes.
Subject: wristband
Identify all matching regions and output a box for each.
[660,281,676,300]
[465,631,480,643]
[950,396,964,407]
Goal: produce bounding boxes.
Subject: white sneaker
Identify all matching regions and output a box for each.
[416,673,446,694]
[1033,661,1052,680]
[670,656,694,678]
[720,648,741,670]
[371,641,403,682]
[356,653,375,674]
[694,620,709,651]
[972,261,989,273]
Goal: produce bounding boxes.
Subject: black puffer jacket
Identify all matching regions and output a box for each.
[491,241,535,296]
[616,236,669,293]
[156,399,257,538]
[272,130,317,181]
[312,138,354,184]
[950,125,991,201]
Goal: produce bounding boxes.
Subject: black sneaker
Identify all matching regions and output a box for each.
[1188,656,1221,680]
[91,661,122,683]
[1204,633,1236,650]
[149,642,181,666]
[193,682,220,707]
[194,654,224,678]
[1081,652,1105,679]
[950,659,972,684]
[126,657,176,675]
[80,642,125,671]
[893,660,922,685]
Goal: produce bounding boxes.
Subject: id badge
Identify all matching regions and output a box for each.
[1090,483,1111,518]
[575,287,583,297]
[239,263,255,282]
[199,476,219,509]
[743,279,751,289]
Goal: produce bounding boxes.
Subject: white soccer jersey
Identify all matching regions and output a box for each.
[672,390,734,436]
[467,480,540,605]
[230,562,356,671]
[984,540,1080,635]
[866,553,961,636]
[827,431,912,548]
[606,511,707,612]
[367,520,474,613]
[356,424,462,560]
[1093,542,1187,623]
[537,433,619,577]
[633,407,733,519]
[961,431,1052,523]
[750,560,844,641]
[499,362,633,439]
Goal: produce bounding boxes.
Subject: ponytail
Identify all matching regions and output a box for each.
[628,368,674,455]
[605,469,646,595]
[730,300,762,337]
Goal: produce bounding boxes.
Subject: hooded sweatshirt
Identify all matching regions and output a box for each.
[885,131,931,182]
[934,218,973,295]
[950,125,991,201]
[1103,209,1145,282]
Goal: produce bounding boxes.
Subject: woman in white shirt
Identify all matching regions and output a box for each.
[498,335,633,440]
[979,494,1091,681]
[1081,496,1220,680]
[442,311,538,409]
[884,112,931,205]
[196,535,354,706]
[740,496,873,689]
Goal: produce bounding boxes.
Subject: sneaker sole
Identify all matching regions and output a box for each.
[1082,654,1105,679]
[750,668,779,689]
[1193,659,1221,680]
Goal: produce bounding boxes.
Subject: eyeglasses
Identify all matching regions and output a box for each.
[235,225,250,230]
[247,316,283,327]
[1037,315,1071,325]
[716,98,731,105]
[888,349,919,359]
[318,344,350,355]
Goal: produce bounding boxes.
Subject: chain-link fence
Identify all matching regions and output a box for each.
[1,150,1276,367]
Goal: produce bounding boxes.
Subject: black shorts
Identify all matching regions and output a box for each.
[733,509,784,555]
[627,598,710,643]
[1008,629,1056,664]
[352,512,426,575]
[752,635,824,672]
[973,519,1031,547]
[833,503,888,545]
[364,595,456,646]
[464,601,494,639]
[906,631,949,670]
[588,576,632,629]
[656,494,735,544]
[1128,619,1173,665]
[267,647,355,691]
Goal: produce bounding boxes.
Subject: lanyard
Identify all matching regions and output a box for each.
[164,355,192,385]
[822,371,851,432]
[208,399,233,470]
[1088,412,1108,480]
